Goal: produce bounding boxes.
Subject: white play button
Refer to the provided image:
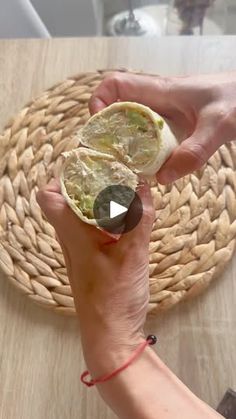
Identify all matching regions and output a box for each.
[109,201,128,219]
[93,185,143,234]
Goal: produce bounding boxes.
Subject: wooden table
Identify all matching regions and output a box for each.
[0,37,236,419]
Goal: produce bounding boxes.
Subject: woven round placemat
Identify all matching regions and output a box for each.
[0,70,236,315]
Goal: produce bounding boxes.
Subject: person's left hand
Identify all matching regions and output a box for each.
[37,179,154,377]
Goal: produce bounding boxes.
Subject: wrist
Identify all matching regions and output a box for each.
[83,335,146,379]
[78,310,145,378]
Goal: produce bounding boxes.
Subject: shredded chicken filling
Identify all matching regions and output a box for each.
[63,152,137,219]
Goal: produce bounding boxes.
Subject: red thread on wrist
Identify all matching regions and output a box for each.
[81,335,157,387]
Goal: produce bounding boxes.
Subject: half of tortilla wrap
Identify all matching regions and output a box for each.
[60,147,138,227]
[79,101,177,176]
[60,102,177,228]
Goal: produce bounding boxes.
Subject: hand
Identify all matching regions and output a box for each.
[89,71,236,183]
[37,181,222,419]
[37,180,154,376]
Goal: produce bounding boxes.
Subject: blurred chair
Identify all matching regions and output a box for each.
[31,0,104,37]
[0,0,50,38]
[0,0,104,38]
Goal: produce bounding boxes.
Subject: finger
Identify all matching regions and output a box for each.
[42,177,61,193]
[36,180,82,237]
[88,97,106,115]
[89,72,121,115]
[133,182,155,239]
[89,72,174,116]
[37,180,120,247]
[156,116,224,184]
[119,182,154,248]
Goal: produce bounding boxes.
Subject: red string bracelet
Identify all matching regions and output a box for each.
[81,335,157,387]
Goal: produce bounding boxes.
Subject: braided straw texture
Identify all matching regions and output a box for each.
[0,70,236,316]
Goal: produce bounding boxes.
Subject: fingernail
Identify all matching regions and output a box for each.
[92,98,104,113]
[158,169,177,184]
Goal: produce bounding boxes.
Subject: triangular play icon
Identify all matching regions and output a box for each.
[109,201,128,219]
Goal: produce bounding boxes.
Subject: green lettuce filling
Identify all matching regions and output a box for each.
[126,110,149,131]
[92,134,118,151]
[157,119,164,130]
[79,195,94,217]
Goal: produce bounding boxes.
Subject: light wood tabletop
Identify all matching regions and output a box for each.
[0,37,236,419]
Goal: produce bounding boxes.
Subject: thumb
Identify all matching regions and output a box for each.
[156,116,225,184]
[36,179,116,247]
[89,72,173,116]
[119,182,155,247]
[36,179,87,242]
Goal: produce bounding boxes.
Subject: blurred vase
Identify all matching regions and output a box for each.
[106,0,162,36]
[166,0,228,35]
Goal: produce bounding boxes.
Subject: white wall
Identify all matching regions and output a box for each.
[104,0,165,17]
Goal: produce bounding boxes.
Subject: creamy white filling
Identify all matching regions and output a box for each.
[81,108,160,171]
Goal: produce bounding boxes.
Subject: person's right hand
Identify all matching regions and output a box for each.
[89,71,236,184]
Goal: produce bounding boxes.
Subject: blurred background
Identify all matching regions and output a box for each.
[0,0,235,38]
